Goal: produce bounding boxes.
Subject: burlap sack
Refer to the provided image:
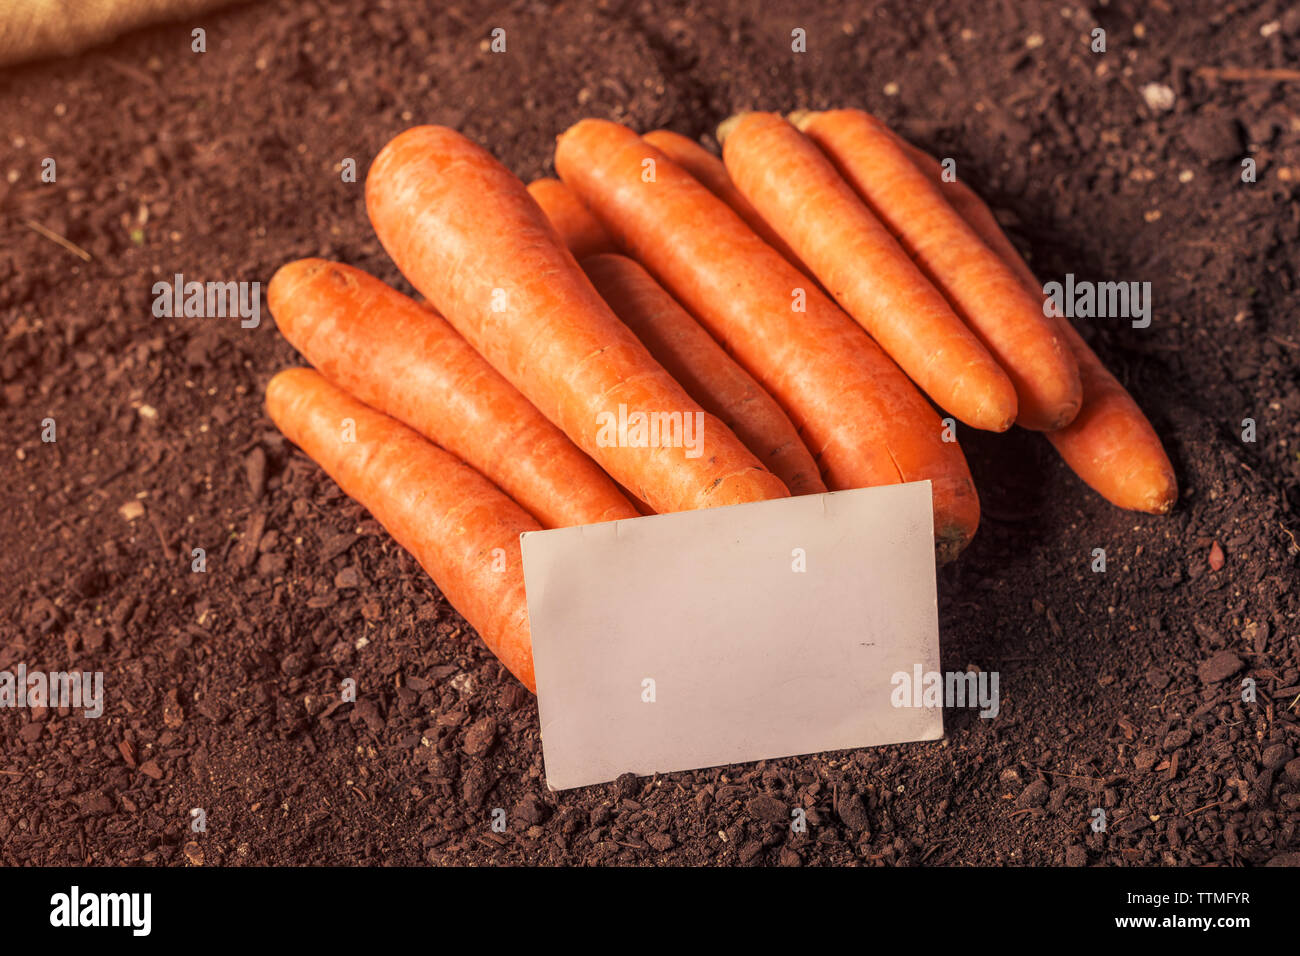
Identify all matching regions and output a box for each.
[0,0,244,67]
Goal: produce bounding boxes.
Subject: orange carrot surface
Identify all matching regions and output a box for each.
[526,178,617,260]
[642,129,810,272]
[1041,322,1178,513]
[720,112,1018,433]
[556,119,979,560]
[268,258,638,528]
[366,125,788,514]
[581,253,826,496]
[791,108,1081,431]
[895,142,1177,512]
[265,368,538,690]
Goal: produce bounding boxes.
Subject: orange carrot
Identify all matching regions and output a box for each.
[1040,324,1178,513]
[886,136,1046,294]
[265,368,538,690]
[527,179,824,496]
[642,129,811,273]
[581,253,827,496]
[526,178,617,260]
[556,119,979,560]
[365,125,788,514]
[268,258,638,529]
[789,108,1082,431]
[892,139,1177,513]
[718,112,1018,433]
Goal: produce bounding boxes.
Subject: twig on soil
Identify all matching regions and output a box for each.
[146,509,176,562]
[919,840,950,862]
[22,220,92,261]
[1045,768,1106,784]
[1279,523,1298,554]
[81,464,134,497]
[1195,66,1300,83]
[103,57,161,90]
[1187,799,1231,816]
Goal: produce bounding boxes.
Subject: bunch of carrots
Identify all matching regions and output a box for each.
[265,109,1177,693]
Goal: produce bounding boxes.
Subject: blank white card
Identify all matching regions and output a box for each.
[521,481,943,790]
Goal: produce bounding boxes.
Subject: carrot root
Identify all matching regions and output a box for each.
[580,252,827,497]
[365,125,789,514]
[791,108,1082,432]
[720,111,1019,433]
[887,133,1177,513]
[268,258,638,529]
[265,368,539,690]
[556,118,979,560]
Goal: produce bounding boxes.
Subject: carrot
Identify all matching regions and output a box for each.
[717,112,1018,433]
[555,119,979,561]
[529,182,825,497]
[365,125,788,514]
[789,108,1082,431]
[1040,323,1178,513]
[892,139,1177,513]
[580,253,827,496]
[268,258,638,529]
[265,368,538,690]
[886,136,1047,294]
[642,129,811,273]
[525,178,617,260]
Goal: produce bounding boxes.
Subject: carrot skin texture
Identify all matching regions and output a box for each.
[268,259,638,529]
[526,178,618,260]
[365,126,787,514]
[642,129,812,274]
[265,368,538,691]
[721,112,1018,433]
[1042,323,1178,513]
[793,109,1081,431]
[895,138,1177,513]
[581,253,827,497]
[556,119,979,560]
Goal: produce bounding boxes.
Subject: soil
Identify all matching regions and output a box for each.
[2,0,1299,867]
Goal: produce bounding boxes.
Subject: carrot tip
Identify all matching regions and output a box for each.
[787,110,816,130]
[1017,401,1083,432]
[935,530,972,565]
[1145,481,1179,515]
[716,112,754,147]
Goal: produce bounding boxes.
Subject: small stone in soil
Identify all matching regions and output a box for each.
[1261,744,1293,770]
[1208,540,1225,571]
[646,832,674,851]
[1197,650,1243,684]
[245,446,266,499]
[463,716,497,756]
[837,792,871,832]
[1182,113,1241,163]
[747,793,788,826]
[1017,780,1050,808]
[1283,758,1300,786]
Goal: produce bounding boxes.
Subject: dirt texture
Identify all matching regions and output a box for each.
[1,0,1299,867]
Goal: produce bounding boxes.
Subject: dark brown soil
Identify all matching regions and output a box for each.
[2,0,1298,867]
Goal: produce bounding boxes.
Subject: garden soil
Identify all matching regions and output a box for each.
[1,0,1298,866]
